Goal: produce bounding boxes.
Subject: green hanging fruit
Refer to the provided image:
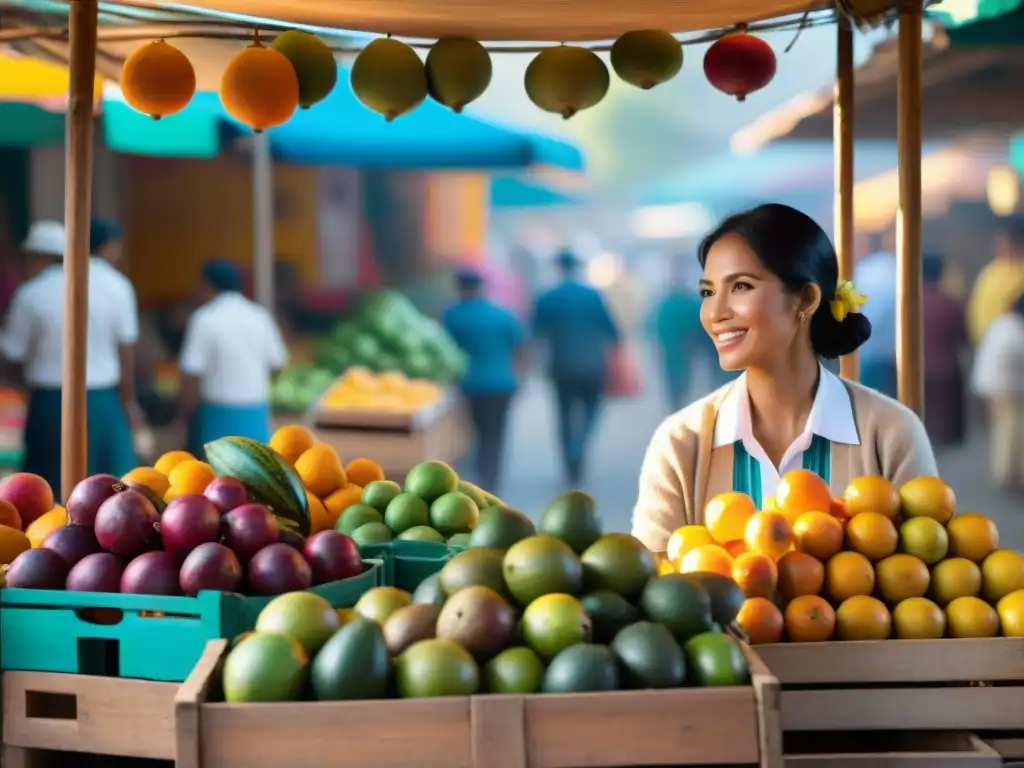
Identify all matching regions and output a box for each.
[426,37,492,113]
[610,30,683,90]
[351,37,427,121]
[271,30,338,109]
[524,45,609,120]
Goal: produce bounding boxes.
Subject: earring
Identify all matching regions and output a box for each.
[798,312,806,323]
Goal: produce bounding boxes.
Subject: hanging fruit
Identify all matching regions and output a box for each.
[524,45,609,120]
[426,37,492,113]
[703,28,776,102]
[351,37,428,122]
[220,32,300,132]
[270,30,338,110]
[119,39,196,120]
[610,30,683,90]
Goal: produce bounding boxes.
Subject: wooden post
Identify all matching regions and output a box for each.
[896,1,924,415]
[61,0,99,500]
[835,19,858,381]
[251,132,275,312]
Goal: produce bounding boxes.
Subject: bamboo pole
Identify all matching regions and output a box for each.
[60,0,99,500]
[252,133,275,312]
[835,20,857,381]
[896,2,924,415]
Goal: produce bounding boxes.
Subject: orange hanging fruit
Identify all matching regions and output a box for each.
[120,39,196,119]
[220,33,300,132]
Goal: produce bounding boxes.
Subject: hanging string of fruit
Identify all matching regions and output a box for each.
[525,45,609,120]
[350,36,428,122]
[270,30,339,110]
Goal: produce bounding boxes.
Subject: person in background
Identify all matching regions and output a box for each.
[967,214,1024,347]
[922,254,968,446]
[533,250,620,485]
[854,234,897,398]
[442,267,526,493]
[174,259,287,459]
[970,291,1024,492]
[0,220,139,491]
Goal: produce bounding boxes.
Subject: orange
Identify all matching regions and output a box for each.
[724,540,748,558]
[893,597,946,639]
[120,39,196,119]
[931,557,982,606]
[704,492,756,544]
[323,484,364,526]
[776,551,825,599]
[122,467,171,499]
[875,554,930,604]
[25,507,66,548]
[775,469,833,519]
[306,491,332,535]
[981,549,1024,603]
[844,511,898,561]
[744,511,794,560]
[828,497,850,524]
[946,513,1000,563]
[898,476,956,524]
[843,475,901,520]
[220,42,299,131]
[784,595,836,642]
[825,551,875,602]
[945,596,999,638]
[269,424,317,465]
[996,589,1024,637]
[737,597,784,645]
[679,544,735,578]
[167,459,215,495]
[732,552,778,598]
[294,444,347,497]
[345,458,386,488]
[154,450,195,477]
[792,511,844,560]
[835,595,892,640]
[667,525,716,566]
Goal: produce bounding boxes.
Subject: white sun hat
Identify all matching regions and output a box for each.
[22,220,66,258]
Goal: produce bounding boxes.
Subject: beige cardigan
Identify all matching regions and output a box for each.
[631,379,939,553]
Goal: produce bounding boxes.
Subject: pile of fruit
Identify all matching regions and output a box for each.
[220,490,752,702]
[319,368,444,415]
[663,469,1024,643]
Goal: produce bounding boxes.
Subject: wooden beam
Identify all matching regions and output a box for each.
[835,20,857,381]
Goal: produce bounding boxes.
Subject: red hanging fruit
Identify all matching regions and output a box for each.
[703,30,777,102]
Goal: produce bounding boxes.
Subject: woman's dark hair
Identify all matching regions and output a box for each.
[697,203,872,360]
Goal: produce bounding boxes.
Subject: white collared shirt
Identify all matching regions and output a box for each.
[179,291,287,406]
[0,259,139,389]
[713,364,861,498]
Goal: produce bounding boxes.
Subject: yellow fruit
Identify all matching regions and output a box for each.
[930,557,982,606]
[997,589,1024,637]
[294,443,347,497]
[792,511,844,560]
[0,524,31,565]
[667,525,716,566]
[167,460,215,495]
[775,469,834,519]
[306,491,332,535]
[945,596,999,638]
[843,475,901,520]
[269,424,317,465]
[25,507,67,548]
[122,467,170,498]
[946,513,999,563]
[898,476,955,524]
[154,450,195,476]
[981,549,1024,603]
[899,517,949,565]
[654,552,676,576]
[875,554,930,604]
[345,458,385,488]
[825,551,875,603]
[679,545,734,578]
[892,597,946,639]
[835,595,892,640]
[744,511,794,560]
[704,493,756,545]
[845,511,898,562]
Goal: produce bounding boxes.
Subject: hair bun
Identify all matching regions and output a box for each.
[811,307,872,360]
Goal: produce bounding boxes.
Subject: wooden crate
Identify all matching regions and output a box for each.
[1,670,178,760]
[756,638,1024,732]
[175,640,784,768]
[784,731,1003,767]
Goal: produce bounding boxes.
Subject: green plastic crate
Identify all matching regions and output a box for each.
[0,558,383,683]
[359,540,461,591]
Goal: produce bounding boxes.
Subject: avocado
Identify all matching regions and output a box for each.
[502,534,583,605]
[611,621,686,689]
[680,572,745,629]
[640,573,715,643]
[310,617,391,700]
[468,506,536,550]
[542,644,619,693]
[538,490,602,553]
[412,573,447,606]
[383,604,441,656]
[684,631,751,687]
[436,585,516,661]
[223,633,309,703]
[439,547,507,596]
[581,590,641,643]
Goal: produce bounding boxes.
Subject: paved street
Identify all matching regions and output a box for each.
[494,341,1022,550]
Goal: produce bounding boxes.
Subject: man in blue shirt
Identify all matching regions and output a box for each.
[854,236,897,397]
[533,250,620,485]
[443,268,526,493]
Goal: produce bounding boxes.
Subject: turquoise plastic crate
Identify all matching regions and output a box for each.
[0,558,383,683]
[359,540,461,591]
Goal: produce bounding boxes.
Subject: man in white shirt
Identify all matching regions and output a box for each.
[175,259,287,458]
[0,220,140,493]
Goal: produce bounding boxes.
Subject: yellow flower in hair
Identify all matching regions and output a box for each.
[830,279,868,322]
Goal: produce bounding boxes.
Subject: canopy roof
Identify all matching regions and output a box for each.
[490,175,582,208]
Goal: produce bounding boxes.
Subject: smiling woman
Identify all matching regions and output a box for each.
[631,203,938,553]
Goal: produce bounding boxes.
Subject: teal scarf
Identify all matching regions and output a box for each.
[732,435,831,509]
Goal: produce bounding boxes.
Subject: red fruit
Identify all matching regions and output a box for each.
[121,551,181,595]
[0,472,55,527]
[302,531,364,585]
[41,524,102,568]
[246,542,312,596]
[179,542,243,596]
[222,503,279,562]
[66,552,127,592]
[65,473,121,526]
[94,489,160,557]
[203,477,249,513]
[703,32,776,101]
[5,548,69,589]
[160,494,222,561]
